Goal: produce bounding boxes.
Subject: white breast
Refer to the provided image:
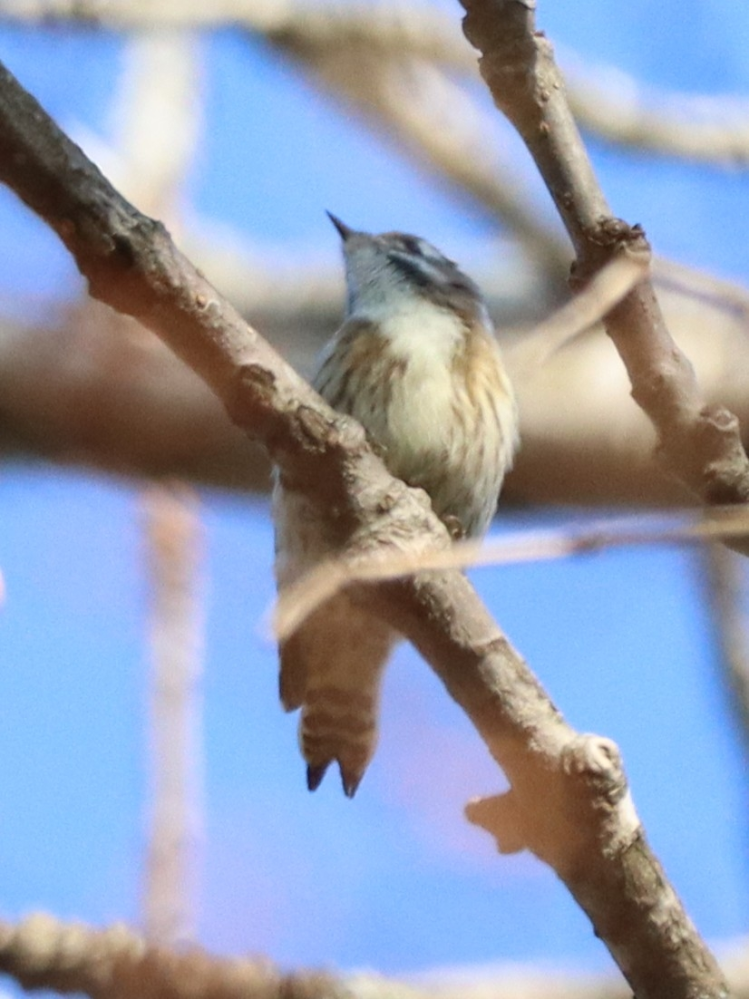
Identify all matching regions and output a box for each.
[316,297,518,538]
[360,300,464,456]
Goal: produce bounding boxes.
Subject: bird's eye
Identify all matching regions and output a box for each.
[400,235,447,264]
[400,236,424,256]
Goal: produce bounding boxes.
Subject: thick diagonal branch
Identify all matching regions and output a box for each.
[0,57,726,999]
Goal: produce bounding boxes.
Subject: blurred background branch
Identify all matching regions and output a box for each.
[0,2,747,508]
[142,483,204,946]
[3,0,749,164]
[3,912,749,999]
[702,542,749,762]
[1,0,749,995]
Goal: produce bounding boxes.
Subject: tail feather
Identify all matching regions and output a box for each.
[306,762,330,793]
[279,593,394,795]
[278,630,309,712]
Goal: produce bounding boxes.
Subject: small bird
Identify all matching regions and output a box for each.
[273,214,519,797]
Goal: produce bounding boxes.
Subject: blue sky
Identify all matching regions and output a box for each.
[0,2,749,988]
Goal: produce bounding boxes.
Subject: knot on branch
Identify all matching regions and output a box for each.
[652,403,749,504]
[588,217,645,248]
[460,0,540,114]
[571,219,651,288]
[101,215,166,268]
[697,405,749,504]
[228,362,279,435]
[465,734,634,865]
[561,733,627,806]
[293,404,338,454]
[461,0,536,55]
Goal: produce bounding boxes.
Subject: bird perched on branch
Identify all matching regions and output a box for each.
[273,214,519,797]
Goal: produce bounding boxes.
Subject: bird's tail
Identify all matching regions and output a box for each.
[279,593,395,797]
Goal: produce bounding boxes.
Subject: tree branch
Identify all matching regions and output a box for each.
[701,543,749,761]
[275,507,749,640]
[561,49,749,166]
[0,913,353,999]
[142,484,204,945]
[3,913,749,999]
[4,1,749,167]
[3,255,749,505]
[0,52,727,998]
[460,0,749,509]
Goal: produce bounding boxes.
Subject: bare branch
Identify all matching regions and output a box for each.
[562,50,749,166]
[3,1,749,169]
[0,913,352,999]
[3,909,749,999]
[142,485,204,946]
[3,253,749,505]
[111,29,203,222]
[274,506,749,643]
[0,0,468,58]
[509,252,647,376]
[701,543,749,758]
[0,52,726,997]
[460,0,749,512]
[4,912,749,999]
[126,32,206,948]
[0,0,570,282]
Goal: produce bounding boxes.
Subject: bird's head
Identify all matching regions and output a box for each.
[326,212,486,325]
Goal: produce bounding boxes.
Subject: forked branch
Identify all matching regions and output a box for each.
[0,48,727,999]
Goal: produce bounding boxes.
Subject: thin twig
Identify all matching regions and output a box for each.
[508,251,647,376]
[562,48,749,166]
[701,543,749,759]
[274,506,749,642]
[653,257,749,322]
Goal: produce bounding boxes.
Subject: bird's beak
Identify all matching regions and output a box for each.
[326,211,355,242]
